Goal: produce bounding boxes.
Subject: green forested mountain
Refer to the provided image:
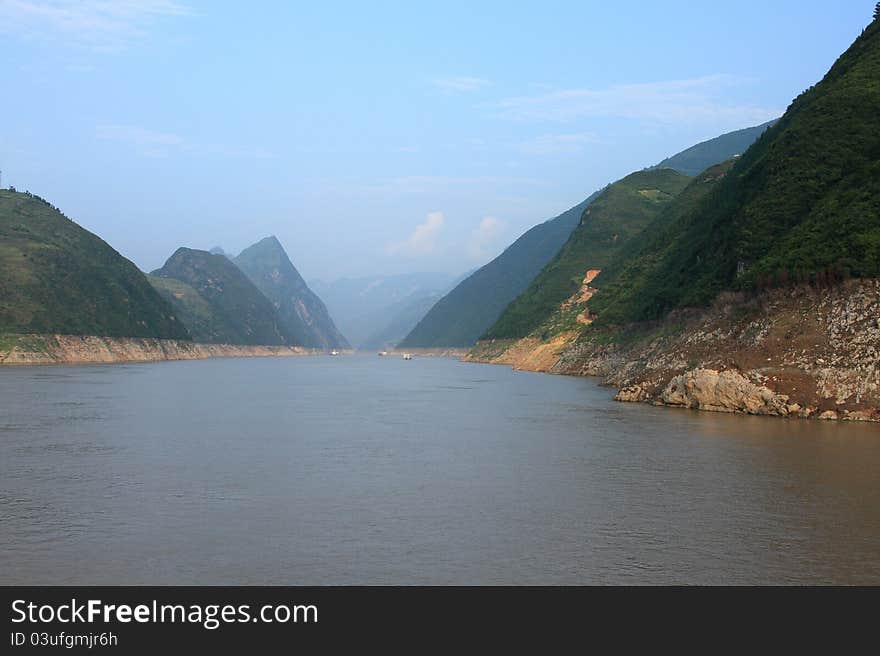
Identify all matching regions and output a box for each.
[651,119,777,176]
[0,189,189,339]
[586,17,880,325]
[147,274,229,343]
[399,192,602,348]
[234,236,349,350]
[150,247,290,345]
[484,168,691,339]
[584,160,737,325]
[400,122,775,348]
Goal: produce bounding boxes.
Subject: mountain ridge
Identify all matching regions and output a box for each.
[400,120,779,348]
[234,236,349,350]
[483,167,691,340]
[399,193,600,348]
[468,14,880,421]
[650,119,778,176]
[150,246,292,346]
[585,15,880,325]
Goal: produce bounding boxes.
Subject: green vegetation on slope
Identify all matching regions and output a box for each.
[147,275,226,343]
[400,122,773,349]
[399,191,602,347]
[150,247,289,345]
[0,189,190,339]
[234,236,349,350]
[587,161,737,324]
[651,120,777,176]
[484,168,691,339]
[587,18,880,325]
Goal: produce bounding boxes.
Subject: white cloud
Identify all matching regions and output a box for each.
[467,216,505,261]
[386,211,445,257]
[492,75,782,125]
[0,0,192,49]
[517,132,599,155]
[433,76,490,92]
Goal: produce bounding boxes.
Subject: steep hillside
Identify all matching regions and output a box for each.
[399,192,601,347]
[651,119,777,175]
[151,247,289,345]
[586,160,738,325]
[470,279,880,421]
[484,168,691,340]
[147,274,229,344]
[234,236,349,350]
[469,15,880,422]
[591,17,880,324]
[0,189,189,339]
[399,122,772,349]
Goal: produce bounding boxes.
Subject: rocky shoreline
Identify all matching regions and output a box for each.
[0,334,323,366]
[466,280,880,422]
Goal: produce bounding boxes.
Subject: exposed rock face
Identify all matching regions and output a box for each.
[658,369,791,416]
[0,334,319,365]
[614,385,649,403]
[468,280,880,422]
[234,237,350,350]
[562,270,601,308]
[465,332,580,373]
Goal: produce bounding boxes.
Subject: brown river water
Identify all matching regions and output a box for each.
[1,354,878,584]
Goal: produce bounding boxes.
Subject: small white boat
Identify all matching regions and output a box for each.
[330,350,340,356]
[402,353,412,360]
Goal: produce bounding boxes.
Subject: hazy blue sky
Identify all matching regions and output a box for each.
[0,1,874,280]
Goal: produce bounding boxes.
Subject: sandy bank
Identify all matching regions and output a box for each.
[0,334,323,365]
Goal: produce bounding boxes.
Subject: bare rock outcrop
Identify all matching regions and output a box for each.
[614,385,650,403]
[658,368,791,416]
[468,280,880,422]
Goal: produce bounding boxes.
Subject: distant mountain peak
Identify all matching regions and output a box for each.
[234,237,349,349]
[262,234,280,245]
[159,246,231,271]
[243,235,283,253]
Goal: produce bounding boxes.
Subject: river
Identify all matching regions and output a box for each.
[1,355,878,584]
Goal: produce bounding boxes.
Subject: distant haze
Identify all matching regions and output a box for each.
[310,272,459,348]
[0,1,872,281]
